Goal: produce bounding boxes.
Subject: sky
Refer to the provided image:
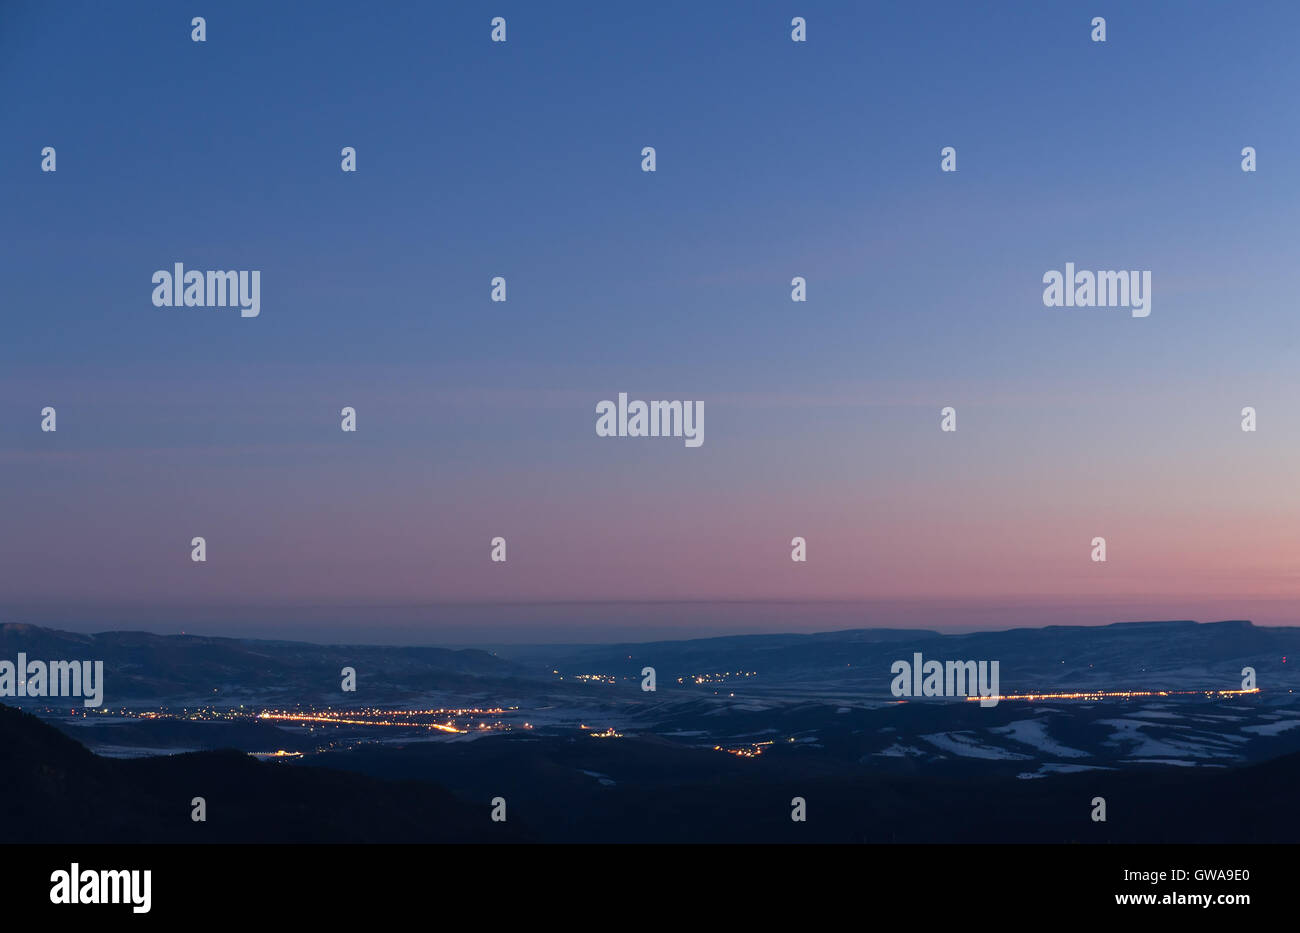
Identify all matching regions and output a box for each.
[3,1,1299,643]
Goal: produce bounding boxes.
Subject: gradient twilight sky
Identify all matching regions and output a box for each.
[3,1,1299,643]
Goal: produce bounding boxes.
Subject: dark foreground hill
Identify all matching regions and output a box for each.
[5,701,1297,843]
[309,728,1300,844]
[0,703,528,843]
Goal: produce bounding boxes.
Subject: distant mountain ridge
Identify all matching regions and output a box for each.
[0,622,520,703]
[497,618,1294,694]
[2,619,1293,702]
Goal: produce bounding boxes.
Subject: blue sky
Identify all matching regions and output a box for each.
[3,1,1299,642]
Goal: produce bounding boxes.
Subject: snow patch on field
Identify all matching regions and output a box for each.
[1017,762,1113,779]
[921,731,1032,760]
[1126,758,1198,767]
[1099,719,1243,760]
[1242,720,1300,736]
[874,743,926,758]
[989,720,1090,758]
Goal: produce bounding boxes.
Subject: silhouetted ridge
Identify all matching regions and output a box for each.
[0,703,528,843]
